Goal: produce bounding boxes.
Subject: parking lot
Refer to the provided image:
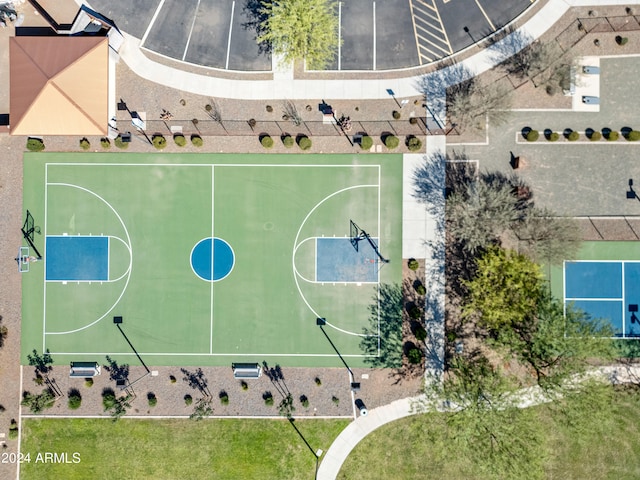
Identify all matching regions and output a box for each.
[88,0,531,71]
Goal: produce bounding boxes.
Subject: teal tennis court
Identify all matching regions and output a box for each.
[564,260,640,337]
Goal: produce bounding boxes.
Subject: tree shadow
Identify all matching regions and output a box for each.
[262,362,290,398]
[105,356,129,383]
[360,283,403,368]
[486,27,534,69]
[181,368,212,397]
[414,59,476,123]
[240,0,271,55]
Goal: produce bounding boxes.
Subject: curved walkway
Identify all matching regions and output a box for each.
[316,365,640,479]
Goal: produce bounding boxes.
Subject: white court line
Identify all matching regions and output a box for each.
[49,351,376,357]
[225,1,235,69]
[45,162,381,168]
[622,262,626,337]
[42,165,48,352]
[182,0,202,61]
[565,298,623,302]
[372,2,376,70]
[338,2,342,70]
[140,0,166,48]
[210,166,215,354]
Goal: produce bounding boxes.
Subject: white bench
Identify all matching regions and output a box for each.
[232,363,262,379]
[69,362,101,377]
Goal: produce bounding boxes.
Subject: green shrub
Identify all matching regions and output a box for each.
[415,284,426,296]
[174,134,186,147]
[606,131,619,141]
[300,395,309,408]
[406,136,422,151]
[409,117,418,125]
[414,325,427,342]
[392,110,401,120]
[407,347,423,364]
[240,381,248,391]
[548,132,559,141]
[360,135,373,150]
[282,135,294,148]
[169,375,177,384]
[627,130,640,141]
[152,135,167,150]
[114,135,129,149]
[191,135,203,147]
[567,130,579,141]
[84,378,94,388]
[184,394,193,406]
[26,138,45,152]
[261,135,274,148]
[332,396,340,405]
[409,306,422,319]
[68,392,82,410]
[525,130,539,142]
[408,258,419,270]
[220,392,229,405]
[100,138,111,149]
[102,392,116,410]
[590,131,602,141]
[8,420,18,440]
[147,393,157,407]
[263,392,274,406]
[384,135,399,149]
[315,377,322,386]
[616,35,629,45]
[79,138,91,150]
[298,136,312,150]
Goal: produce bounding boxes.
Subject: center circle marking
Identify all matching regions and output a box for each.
[190,237,235,282]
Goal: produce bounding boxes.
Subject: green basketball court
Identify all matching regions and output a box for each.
[21,153,402,367]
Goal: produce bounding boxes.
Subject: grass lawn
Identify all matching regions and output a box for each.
[339,386,640,480]
[20,417,348,480]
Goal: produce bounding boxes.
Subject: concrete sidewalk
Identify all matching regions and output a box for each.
[316,395,426,480]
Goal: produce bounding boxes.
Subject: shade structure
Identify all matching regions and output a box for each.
[10,36,108,136]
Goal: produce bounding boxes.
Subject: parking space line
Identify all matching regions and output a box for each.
[225,1,235,69]
[475,0,496,31]
[183,0,202,61]
[140,0,166,48]
[372,1,376,70]
[338,2,342,70]
[410,0,452,65]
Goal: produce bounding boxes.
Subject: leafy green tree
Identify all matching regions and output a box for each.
[422,356,545,480]
[360,284,403,367]
[28,349,53,376]
[497,293,615,391]
[511,207,581,265]
[21,389,56,413]
[257,0,340,69]
[462,247,544,331]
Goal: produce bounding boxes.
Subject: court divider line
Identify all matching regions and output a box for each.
[622,262,626,337]
[210,165,215,354]
[48,351,375,357]
[44,182,132,335]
